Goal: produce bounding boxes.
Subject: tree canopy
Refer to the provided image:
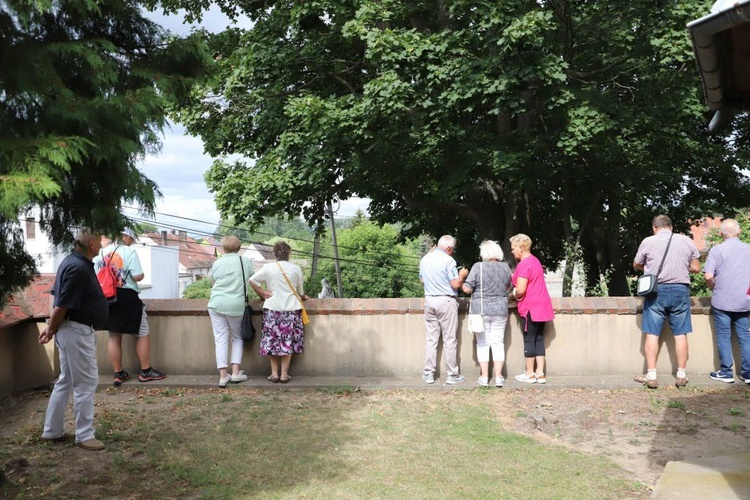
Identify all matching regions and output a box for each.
[0,0,209,304]
[150,0,750,295]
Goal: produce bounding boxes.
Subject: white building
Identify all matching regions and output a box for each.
[20,209,181,299]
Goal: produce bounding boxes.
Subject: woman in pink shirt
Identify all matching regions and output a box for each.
[510,234,555,384]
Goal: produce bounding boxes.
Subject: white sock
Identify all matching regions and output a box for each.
[647,369,657,380]
[677,368,686,378]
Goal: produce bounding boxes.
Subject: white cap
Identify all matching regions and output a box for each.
[122,228,137,240]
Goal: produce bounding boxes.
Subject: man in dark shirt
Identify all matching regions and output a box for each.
[39,228,109,450]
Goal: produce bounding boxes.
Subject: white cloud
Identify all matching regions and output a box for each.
[135,8,370,236]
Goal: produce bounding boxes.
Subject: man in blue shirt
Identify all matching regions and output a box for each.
[39,228,108,451]
[704,218,750,384]
[419,235,469,384]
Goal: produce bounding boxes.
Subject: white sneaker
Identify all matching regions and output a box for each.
[219,375,231,388]
[535,373,547,384]
[495,376,505,387]
[477,376,489,387]
[446,374,466,384]
[231,371,248,383]
[514,373,537,384]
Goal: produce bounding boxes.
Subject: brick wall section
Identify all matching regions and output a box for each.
[142,296,714,317]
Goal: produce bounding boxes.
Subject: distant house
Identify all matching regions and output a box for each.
[690,217,722,255]
[140,231,217,297]
[19,209,180,299]
[241,242,276,271]
[20,208,66,273]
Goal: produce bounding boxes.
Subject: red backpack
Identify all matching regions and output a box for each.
[97,246,120,300]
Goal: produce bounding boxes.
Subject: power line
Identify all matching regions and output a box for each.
[122,206,423,262]
[125,214,420,273]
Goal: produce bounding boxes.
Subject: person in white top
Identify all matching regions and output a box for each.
[249,241,309,383]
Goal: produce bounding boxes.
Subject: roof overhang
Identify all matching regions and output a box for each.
[687,0,750,131]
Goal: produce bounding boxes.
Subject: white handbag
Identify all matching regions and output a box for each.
[468,263,485,333]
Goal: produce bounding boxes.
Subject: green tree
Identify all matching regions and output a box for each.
[183,277,212,299]
[154,0,749,296]
[0,0,209,305]
[311,221,423,298]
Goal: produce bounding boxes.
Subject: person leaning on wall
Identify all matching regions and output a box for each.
[633,214,700,389]
[704,218,750,384]
[509,233,555,385]
[208,235,254,388]
[461,240,512,387]
[249,241,309,384]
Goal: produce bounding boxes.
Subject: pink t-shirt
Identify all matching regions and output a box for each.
[512,255,554,323]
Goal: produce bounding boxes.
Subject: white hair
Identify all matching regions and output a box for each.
[437,235,456,250]
[479,240,504,261]
[720,218,740,237]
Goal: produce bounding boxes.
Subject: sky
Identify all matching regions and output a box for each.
[129,6,369,237]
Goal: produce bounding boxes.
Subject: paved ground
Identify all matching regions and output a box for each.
[102,373,750,499]
[99,372,744,391]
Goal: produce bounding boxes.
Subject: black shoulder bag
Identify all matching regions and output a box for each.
[239,256,256,342]
[636,233,674,297]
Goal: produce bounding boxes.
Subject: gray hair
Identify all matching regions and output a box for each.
[437,235,456,250]
[652,215,672,229]
[74,227,100,251]
[479,240,504,261]
[720,218,741,237]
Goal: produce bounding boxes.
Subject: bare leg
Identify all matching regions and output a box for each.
[644,334,660,371]
[479,361,489,379]
[280,355,292,378]
[674,335,689,370]
[135,335,151,370]
[493,360,504,379]
[269,356,280,378]
[231,363,241,376]
[108,333,123,372]
[525,357,535,376]
[535,356,545,376]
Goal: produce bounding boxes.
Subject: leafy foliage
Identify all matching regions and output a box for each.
[183,277,212,299]
[152,0,749,296]
[0,0,209,305]
[307,220,424,298]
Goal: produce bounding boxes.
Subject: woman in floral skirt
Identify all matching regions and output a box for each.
[249,241,309,383]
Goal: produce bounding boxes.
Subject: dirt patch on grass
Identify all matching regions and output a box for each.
[488,385,750,491]
[1,385,748,497]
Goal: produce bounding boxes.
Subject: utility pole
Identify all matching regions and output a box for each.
[328,200,344,298]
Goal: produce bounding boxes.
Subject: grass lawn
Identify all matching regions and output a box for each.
[1,387,645,498]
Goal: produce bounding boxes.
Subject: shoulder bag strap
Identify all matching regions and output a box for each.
[655,233,674,278]
[277,262,304,308]
[239,255,248,303]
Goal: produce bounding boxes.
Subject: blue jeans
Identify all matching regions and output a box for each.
[712,307,750,378]
[642,284,692,335]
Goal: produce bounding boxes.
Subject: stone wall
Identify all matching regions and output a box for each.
[2,296,730,398]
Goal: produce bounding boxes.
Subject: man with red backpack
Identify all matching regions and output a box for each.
[95,228,166,386]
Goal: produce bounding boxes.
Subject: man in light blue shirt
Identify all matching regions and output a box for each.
[704,218,750,384]
[95,229,166,386]
[419,235,469,384]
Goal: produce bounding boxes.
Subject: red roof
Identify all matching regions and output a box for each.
[0,274,55,327]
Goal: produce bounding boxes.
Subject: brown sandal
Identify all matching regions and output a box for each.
[267,375,280,383]
[279,375,291,384]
